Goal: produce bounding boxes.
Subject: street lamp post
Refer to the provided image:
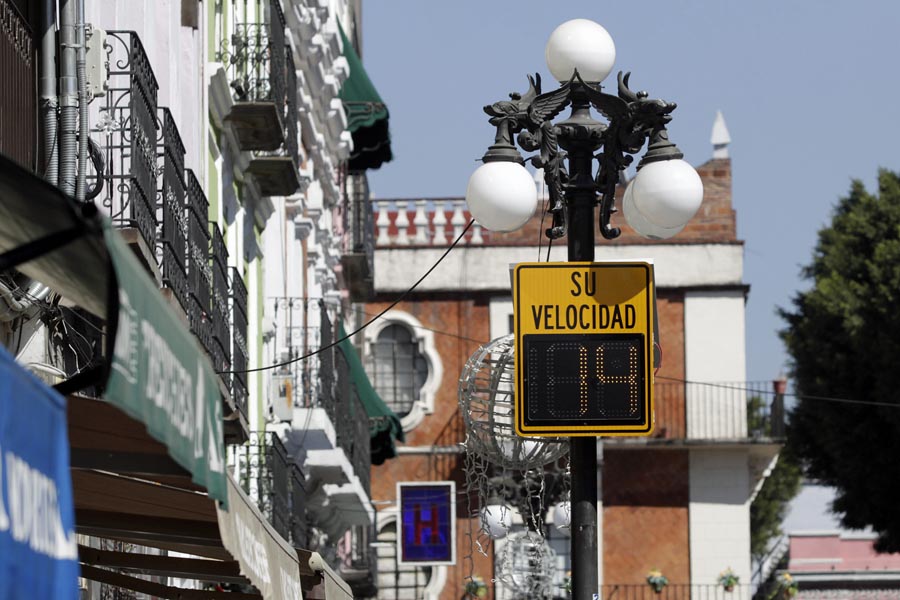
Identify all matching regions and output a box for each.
[466,19,703,600]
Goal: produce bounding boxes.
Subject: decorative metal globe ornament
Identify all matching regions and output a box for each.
[459,334,567,470]
[495,530,558,598]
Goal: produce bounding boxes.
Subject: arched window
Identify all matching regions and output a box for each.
[364,311,442,432]
[369,324,427,418]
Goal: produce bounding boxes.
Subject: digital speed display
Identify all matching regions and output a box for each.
[522,333,647,427]
[513,262,656,436]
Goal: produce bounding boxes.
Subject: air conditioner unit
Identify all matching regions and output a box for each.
[270,372,294,422]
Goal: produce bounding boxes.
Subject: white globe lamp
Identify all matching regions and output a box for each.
[480,502,514,539]
[545,19,616,83]
[630,159,704,229]
[622,179,685,240]
[465,161,538,232]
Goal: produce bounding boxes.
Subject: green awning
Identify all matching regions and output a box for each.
[0,154,228,507]
[338,24,392,171]
[337,323,403,464]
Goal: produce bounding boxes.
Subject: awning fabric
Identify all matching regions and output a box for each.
[338,24,392,171]
[0,344,79,599]
[103,221,228,507]
[216,474,304,600]
[337,323,404,464]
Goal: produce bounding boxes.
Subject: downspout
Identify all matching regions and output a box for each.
[75,0,88,201]
[39,0,58,185]
[58,0,78,196]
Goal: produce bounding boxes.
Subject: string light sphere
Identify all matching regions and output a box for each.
[458,334,568,470]
[495,530,558,598]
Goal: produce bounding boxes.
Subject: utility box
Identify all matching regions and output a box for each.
[85,26,108,99]
[270,372,294,422]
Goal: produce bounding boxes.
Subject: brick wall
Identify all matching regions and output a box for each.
[366,293,494,599]
[654,291,686,439]
[603,449,690,584]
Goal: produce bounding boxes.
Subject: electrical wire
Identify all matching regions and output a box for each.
[218,218,475,376]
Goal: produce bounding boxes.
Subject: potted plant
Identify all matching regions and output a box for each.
[718,568,739,592]
[773,573,798,599]
[464,575,488,599]
[646,569,668,594]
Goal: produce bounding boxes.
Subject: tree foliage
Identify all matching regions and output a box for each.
[780,169,900,552]
[750,442,801,559]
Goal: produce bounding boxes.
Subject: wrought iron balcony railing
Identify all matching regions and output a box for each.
[217,0,301,196]
[341,172,375,301]
[335,345,372,496]
[638,380,787,442]
[0,0,36,170]
[595,584,753,600]
[319,305,336,417]
[290,465,309,549]
[230,432,297,541]
[185,169,213,357]
[232,268,249,421]
[96,31,159,252]
[159,108,189,314]
[210,227,231,375]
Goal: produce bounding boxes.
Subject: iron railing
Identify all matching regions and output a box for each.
[230,432,292,541]
[319,305,336,416]
[232,268,249,421]
[290,465,310,549]
[0,0,35,170]
[96,31,159,250]
[210,226,230,373]
[626,380,787,441]
[159,108,189,313]
[348,173,374,257]
[284,48,299,167]
[335,346,372,496]
[597,584,753,600]
[185,169,212,357]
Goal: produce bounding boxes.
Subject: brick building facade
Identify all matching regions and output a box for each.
[361,132,782,599]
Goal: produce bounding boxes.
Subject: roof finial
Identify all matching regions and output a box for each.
[711,110,731,159]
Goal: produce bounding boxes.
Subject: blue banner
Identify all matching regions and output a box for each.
[0,344,79,599]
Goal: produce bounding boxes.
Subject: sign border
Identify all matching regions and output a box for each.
[513,261,655,437]
[396,480,457,567]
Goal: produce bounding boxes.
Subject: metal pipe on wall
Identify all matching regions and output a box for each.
[58,0,78,197]
[39,0,58,185]
[75,0,88,201]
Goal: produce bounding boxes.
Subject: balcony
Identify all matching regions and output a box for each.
[96,31,160,265]
[219,0,301,196]
[275,302,375,541]
[231,268,249,422]
[90,30,249,441]
[0,0,36,170]
[340,172,376,302]
[610,380,786,444]
[229,432,310,547]
[373,198,485,247]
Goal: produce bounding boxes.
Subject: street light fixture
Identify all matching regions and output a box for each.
[465,19,703,600]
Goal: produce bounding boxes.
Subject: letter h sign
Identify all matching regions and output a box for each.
[397,481,456,566]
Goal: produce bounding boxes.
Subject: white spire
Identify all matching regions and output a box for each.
[711,110,731,159]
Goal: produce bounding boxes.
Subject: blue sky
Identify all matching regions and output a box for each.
[360,1,900,383]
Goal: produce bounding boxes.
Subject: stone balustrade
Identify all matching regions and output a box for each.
[372,198,486,247]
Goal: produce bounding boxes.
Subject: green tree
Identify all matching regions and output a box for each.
[747,395,802,558]
[750,443,801,559]
[780,169,900,552]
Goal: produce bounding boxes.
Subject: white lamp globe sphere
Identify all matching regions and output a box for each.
[630,159,704,229]
[545,19,616,83]
[480,503,513,539]
[465,161,538,232]
[550,501,571,537]
[622,179,686,240]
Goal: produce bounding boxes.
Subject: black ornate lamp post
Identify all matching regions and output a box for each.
[465,19,704,600]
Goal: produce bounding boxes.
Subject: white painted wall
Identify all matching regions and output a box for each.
[689,448,752,595]
[684,290,747,439]
[375,244,743,293]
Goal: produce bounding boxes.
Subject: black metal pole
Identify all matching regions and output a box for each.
[564,86,599,600]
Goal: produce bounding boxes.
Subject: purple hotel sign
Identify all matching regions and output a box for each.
[397,481,456,566]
